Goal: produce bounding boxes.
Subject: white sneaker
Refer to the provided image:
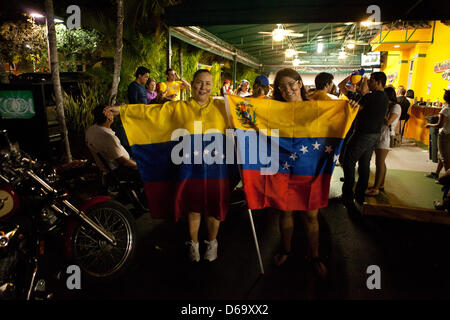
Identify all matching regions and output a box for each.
[186,240,200,262]
[204,239,218,262]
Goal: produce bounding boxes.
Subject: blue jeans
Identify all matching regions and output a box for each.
[342,132,380,205]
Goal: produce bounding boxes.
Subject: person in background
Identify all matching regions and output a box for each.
[236,79,251,97]
[426,90,450,172]
[162,68,190,101]
[128,66,150,104]
[250,74,270,98]
[396,85,410,139]
[309,72,338,100]
[339,72,389,211]
[150,82,171,104]
[365,87,402,196]
[145,78,157,104]
[220,79,233,96]
[406,89,415,106]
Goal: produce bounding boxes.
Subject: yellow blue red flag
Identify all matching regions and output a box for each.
[225,94,358,211]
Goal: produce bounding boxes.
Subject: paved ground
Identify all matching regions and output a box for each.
[58,197,450,301]
[55,142,450,302]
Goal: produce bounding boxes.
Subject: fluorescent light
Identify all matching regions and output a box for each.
[54,18,64,23]
[30,12,44,18]
[394,45,400,48]
[317,43,324,53]
[347,43,355,49]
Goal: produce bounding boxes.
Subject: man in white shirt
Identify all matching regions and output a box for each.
[86,105,138,175]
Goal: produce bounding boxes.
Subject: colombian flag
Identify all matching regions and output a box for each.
[225,95,358,211]
[120,98,237,221]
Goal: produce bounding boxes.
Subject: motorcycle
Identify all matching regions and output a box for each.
[0,131,137,299]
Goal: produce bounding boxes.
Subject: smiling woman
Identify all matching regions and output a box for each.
[191,69,213,106]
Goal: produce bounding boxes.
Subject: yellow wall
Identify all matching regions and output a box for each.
[383,52,401,87]
[376,21,450,102]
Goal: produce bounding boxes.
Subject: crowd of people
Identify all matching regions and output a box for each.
[85,64,449,279]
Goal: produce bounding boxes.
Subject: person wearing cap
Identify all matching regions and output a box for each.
[236,79,251,97]
[220,79,232,96]
[251,74,270,99]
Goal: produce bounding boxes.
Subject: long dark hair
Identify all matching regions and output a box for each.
[273,68,308,101]
[384,87,397,104]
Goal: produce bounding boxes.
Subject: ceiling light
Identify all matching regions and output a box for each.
[361,20,382,27]
[285,48,296,58]
[394,45,400,48]
[338,51,347,59]
[54,18,64,23]
[272,29,285,42]
[30,12,44,19]
[346,43,355,49]
[317,43,324,53]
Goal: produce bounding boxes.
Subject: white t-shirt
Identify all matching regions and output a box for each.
[85,124,130,170]
[389,103,402,136]
[237,91,251,97]
[439,105,450,134]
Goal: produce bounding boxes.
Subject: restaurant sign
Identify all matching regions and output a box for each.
[0,90,36,119]
[434,60,450,73]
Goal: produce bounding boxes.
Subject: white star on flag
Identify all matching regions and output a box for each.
[221,154,225,159]
[185,153,190,158]
[334,154,339,163]
[282,162,291,170]
[325,145,333,153]
[289,152,298,160]
[194,150,199,156]
[204,149,209,155]
[312,141,321,150]
[300,145,308,154]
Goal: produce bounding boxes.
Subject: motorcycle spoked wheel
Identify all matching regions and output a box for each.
[71,201,136,280]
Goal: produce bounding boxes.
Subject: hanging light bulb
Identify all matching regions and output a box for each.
[285,48,296,58]
[272,28,285,42]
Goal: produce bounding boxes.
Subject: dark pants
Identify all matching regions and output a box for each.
[342,132,380,205]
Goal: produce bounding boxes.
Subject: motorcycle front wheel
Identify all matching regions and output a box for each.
[71,201,137,280]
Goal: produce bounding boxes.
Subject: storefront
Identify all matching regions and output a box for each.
[371,21,450,145]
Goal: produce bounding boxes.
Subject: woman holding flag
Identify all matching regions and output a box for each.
[271,68,328,278]
[107,69,235,263]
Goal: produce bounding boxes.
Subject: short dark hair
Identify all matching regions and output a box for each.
[192,69,212,81]
[371,72,387,88]
[314,72,334,90]
[444,89,450,104]
[166,68,175,75]
[135,66,150,78]
[406,89,415,99]
[398,87,406,96]
[92,104,107,125]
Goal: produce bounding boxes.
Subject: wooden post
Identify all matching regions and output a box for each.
[110,0,123,105]
[232,52,237,92]
[166,28,172,70]
[179,45,184,100]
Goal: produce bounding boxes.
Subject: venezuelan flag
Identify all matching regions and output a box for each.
[225,95,358,211]
[120,98,237,221]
